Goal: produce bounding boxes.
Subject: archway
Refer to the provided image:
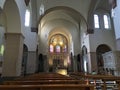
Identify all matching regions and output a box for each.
[2,0,23,76]
[82,46,88,73]
[38,6,87,55]
[38,6,88,74]
[96,44,111,74]
[21,44,28,76]
[48,34,68,75]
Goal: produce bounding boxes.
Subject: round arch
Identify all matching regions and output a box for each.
[38,6,86,55]
[21,44,28,76]
[38,6,87,27]
[96,44,111,73]
[82,45,88,73]
[82,45,88,56]
[48,27,72,53]
[2,0,23,76]
[3,0,21,33]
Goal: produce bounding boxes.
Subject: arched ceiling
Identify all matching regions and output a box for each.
[37,0,112,54]
[38,0,111,35]
[38,7,85,49]
[40,9,81,29]
[36,0,92,19]
[38,7,87,39]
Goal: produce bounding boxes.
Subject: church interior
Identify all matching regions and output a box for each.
[0,0,120,90]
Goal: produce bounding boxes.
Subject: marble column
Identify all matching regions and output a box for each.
[2,33,24,76]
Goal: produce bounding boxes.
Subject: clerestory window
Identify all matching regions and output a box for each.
[25,9,30,27]
[94,14,100,28]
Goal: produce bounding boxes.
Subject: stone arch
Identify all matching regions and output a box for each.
[39,6,87,28]
[82,45,88,56]
[2,0,23,76]
[96,44,111,73]
[21,44,28,76]
[3,0,21,33]
[48,27,71,54]
[38,6,87,55]
[82,45,88,73]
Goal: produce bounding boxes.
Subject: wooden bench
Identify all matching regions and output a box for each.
[115,80,120,90]
[69,72,120,90]
[0,84,94,90]
[0,73,95,90]
[3,80,87,85]
[15,73,73,81]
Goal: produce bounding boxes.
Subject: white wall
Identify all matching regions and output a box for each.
[15,0,37,74]
[89,30,116,52]
[15,0,37,51]
[113,0,120,39]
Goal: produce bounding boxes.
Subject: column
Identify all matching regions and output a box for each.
[88,52,98,73]
[2,33,24,76]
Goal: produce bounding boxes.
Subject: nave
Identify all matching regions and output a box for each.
[0,72,120,90]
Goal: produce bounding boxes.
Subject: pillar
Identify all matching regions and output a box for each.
[2,33,24,76]
[88,52,98,73]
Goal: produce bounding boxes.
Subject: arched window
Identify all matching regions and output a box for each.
[50,44,54,53]
[94,11,111,30]
[56,45,60,53]
[49,34,68,53]
[63,45,67,52]
[25,9,30,27]
[94,14,99,28]
[103,15,109,29]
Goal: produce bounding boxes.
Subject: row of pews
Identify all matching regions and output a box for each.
[0,73,94,90]
[69,72,120,90]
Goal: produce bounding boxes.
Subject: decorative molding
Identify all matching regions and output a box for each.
[4,33,25,39]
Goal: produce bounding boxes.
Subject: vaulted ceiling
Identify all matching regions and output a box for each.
[34,0,112,54]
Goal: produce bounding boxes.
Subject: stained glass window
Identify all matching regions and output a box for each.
[56,45,60,53]
[63,45,67,52]
[50,44,54,53]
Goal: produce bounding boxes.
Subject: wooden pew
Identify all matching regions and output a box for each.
[115,80,120,90]
[0,84,95,90]
[1,73,95,90]
[3,80,87,85]
[15,73,73,81]
[69,72,120,90]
